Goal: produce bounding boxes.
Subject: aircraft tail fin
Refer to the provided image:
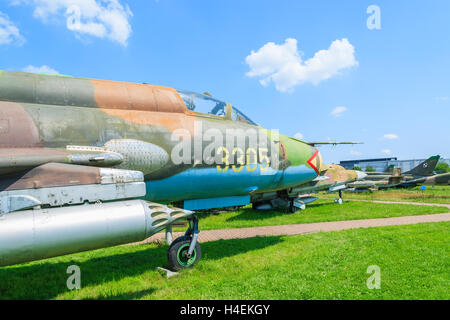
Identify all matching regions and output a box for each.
[404,155,440,176]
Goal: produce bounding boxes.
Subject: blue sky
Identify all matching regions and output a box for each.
[0,0,449,164]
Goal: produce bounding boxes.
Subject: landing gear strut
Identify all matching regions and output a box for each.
[288,199,296,213]
[334,190,343,205]
[289,198,306,213]
[168,214,201,271]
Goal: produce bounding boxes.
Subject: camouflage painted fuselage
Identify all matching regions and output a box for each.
[393,172,450,187]
[290,164,362,193]
[0,71,322,205]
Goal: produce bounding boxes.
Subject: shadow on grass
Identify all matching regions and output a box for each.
[0,236,284,300]
[201,235,283,260]
[225,207,288,222]
[86,288,157,300]
[224,200,337,223]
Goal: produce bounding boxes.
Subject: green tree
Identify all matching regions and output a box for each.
[352,165,362,171]
[365,165,376,172]
[435,162,450,174]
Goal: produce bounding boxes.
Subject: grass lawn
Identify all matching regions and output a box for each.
[320,186,450,204]
[0,222,448,300]
[190,199,448,230]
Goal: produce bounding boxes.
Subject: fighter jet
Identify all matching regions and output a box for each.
[393,172,450,187]
[0,70,356,270]
[251,164,367,211]
[347,155,441,191]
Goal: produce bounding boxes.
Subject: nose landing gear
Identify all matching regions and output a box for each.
[289,199,306,213]
[334,190,344,205]
[168,214,201,271]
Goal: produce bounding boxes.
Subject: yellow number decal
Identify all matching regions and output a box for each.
[232,147,245,172]
[216,146,229,173]
[246,148,257,172]
[259,147,270,171]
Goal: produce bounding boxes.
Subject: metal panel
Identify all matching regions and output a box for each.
[0,182,145,213]
[184,195,250,210]
[0,200,193,266]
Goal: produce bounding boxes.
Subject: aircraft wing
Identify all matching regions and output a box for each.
[305,142,364,147]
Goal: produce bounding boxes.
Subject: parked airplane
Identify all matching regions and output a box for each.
[347,155,440,191]
[393,172,450,187]
[0,70,357,270]
[252,164,367,211]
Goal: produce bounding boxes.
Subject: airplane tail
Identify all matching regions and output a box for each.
[403,155,440,176]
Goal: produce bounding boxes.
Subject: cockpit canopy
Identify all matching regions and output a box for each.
[176,90,257,125]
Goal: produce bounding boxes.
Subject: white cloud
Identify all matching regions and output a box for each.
[0,11,25,45]
[383,133,399,140]
[293,132,304,140]
[15,0,133,46]
[381,149,391,155]
[23,65,59,74]
[350,150,362,156]
[330,106,347,117]
[245,38,358,92]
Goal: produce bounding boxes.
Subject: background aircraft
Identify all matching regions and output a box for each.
[393,172,450,187]
[252,164,367,211]
[347,155,441,191]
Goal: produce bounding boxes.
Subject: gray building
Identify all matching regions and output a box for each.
[340,157,450,173]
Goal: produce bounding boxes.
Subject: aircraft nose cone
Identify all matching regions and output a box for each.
[356,171,367,180]
[278,136,323,189]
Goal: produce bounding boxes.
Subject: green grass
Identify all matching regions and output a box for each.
[1,222,448,300]
[320,186,450,204]
[189,199,448,230]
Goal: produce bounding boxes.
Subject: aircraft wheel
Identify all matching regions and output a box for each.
[169,235,190,247]
[288,200,297,213]
[168,237,201,271]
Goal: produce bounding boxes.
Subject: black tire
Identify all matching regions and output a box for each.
[288,200,297,213]
[168,238,201,271]
[169,235,190,248]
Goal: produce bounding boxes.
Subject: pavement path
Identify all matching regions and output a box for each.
[137,209,450,245]
[346,199,450,209]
